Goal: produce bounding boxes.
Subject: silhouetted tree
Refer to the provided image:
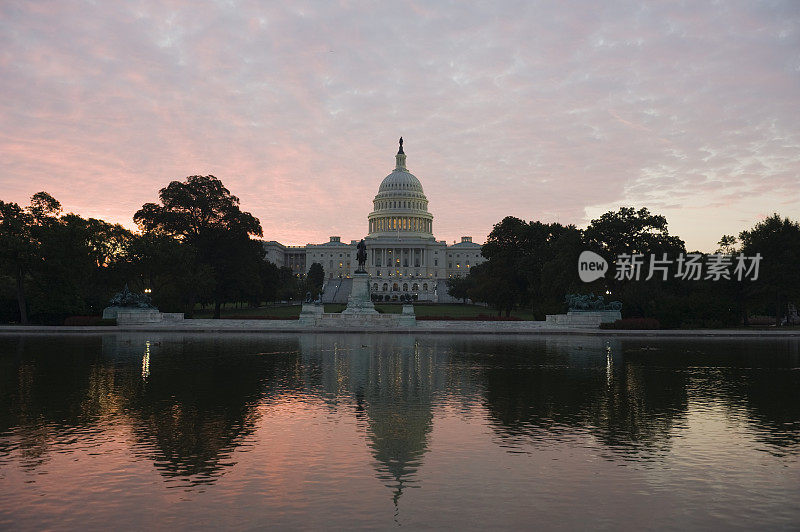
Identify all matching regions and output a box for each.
[0,193,61,324]
[307,263,325,298]
[134,175,263,318]
[739,214,800,325]
[446,275,472,303]
[584,207,685,260]
[122,233,213,315]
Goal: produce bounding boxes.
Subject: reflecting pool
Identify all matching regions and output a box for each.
[1,333,799,529]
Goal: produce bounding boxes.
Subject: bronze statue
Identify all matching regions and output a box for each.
[398,137,404,154]
[565,293,622,312]
[108,284,154,309]
[356,239,367,273]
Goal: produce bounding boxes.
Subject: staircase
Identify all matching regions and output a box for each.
[320,278,354,304]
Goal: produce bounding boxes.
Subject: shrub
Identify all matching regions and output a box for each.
[63,316,116,326]
[599,317,660,330]
[220,315,299,320]
[416,314,522,321]
[748,315,775,326]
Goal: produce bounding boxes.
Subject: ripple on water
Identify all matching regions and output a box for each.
[0,333,798,529]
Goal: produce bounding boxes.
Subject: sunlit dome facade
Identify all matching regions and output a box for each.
[367,139,434,237]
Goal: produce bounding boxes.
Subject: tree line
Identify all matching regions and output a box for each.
[447,208,800,327]
[0,176,323,324]
[3,174,797,327]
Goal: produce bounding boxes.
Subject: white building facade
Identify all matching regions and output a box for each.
[263,140,486,302]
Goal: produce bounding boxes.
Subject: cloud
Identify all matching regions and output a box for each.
[0,0,798,251]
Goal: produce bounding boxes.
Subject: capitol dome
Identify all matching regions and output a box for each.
[378,167,424,193]
[367,139,434,237]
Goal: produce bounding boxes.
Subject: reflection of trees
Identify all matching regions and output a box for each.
[472,337,689,458]
[586,362,687,455]
[3,330,799,499]
[0,333,301,484]
[632,338,800,454]
[116,335,302,483]
[475,336,800,459]
[0,335,108,468]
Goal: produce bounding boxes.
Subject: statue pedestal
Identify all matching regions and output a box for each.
[298,303,324,325]
[545,310,621,328]
[341,272,378,315]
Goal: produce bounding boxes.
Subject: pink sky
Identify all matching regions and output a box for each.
[1,1,798,251]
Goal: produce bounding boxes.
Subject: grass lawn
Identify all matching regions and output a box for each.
[191,303,537,320]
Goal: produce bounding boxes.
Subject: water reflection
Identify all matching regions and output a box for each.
[621,338,800,454]
[298,335,439,507]
[1,332,799,524]
[0,335,303,484]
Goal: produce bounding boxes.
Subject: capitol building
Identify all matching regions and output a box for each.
[263,140,485,302]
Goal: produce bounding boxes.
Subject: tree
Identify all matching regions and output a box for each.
[446,275,472,303]
[584,207,685,260]
[467,262,517,316]
[540,226,585,312]
[583,207,686,319]
[739,214,800,326]
[31,214,110,320]
[716,235,738,254]
[307,263,325,298]
[258,261,281,304]
[481,216,573,314]
[276,267,298,302]
[134,175,263,318]
[0,201,35,323]
[122,233,214,315]
[0,193,62,324]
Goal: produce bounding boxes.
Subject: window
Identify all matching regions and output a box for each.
[423,283,428,291]
[412,283,419,291]
[373,283,378,291]
[434,259,438,266]
[383,283,388,291]
[403,283,408,291]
